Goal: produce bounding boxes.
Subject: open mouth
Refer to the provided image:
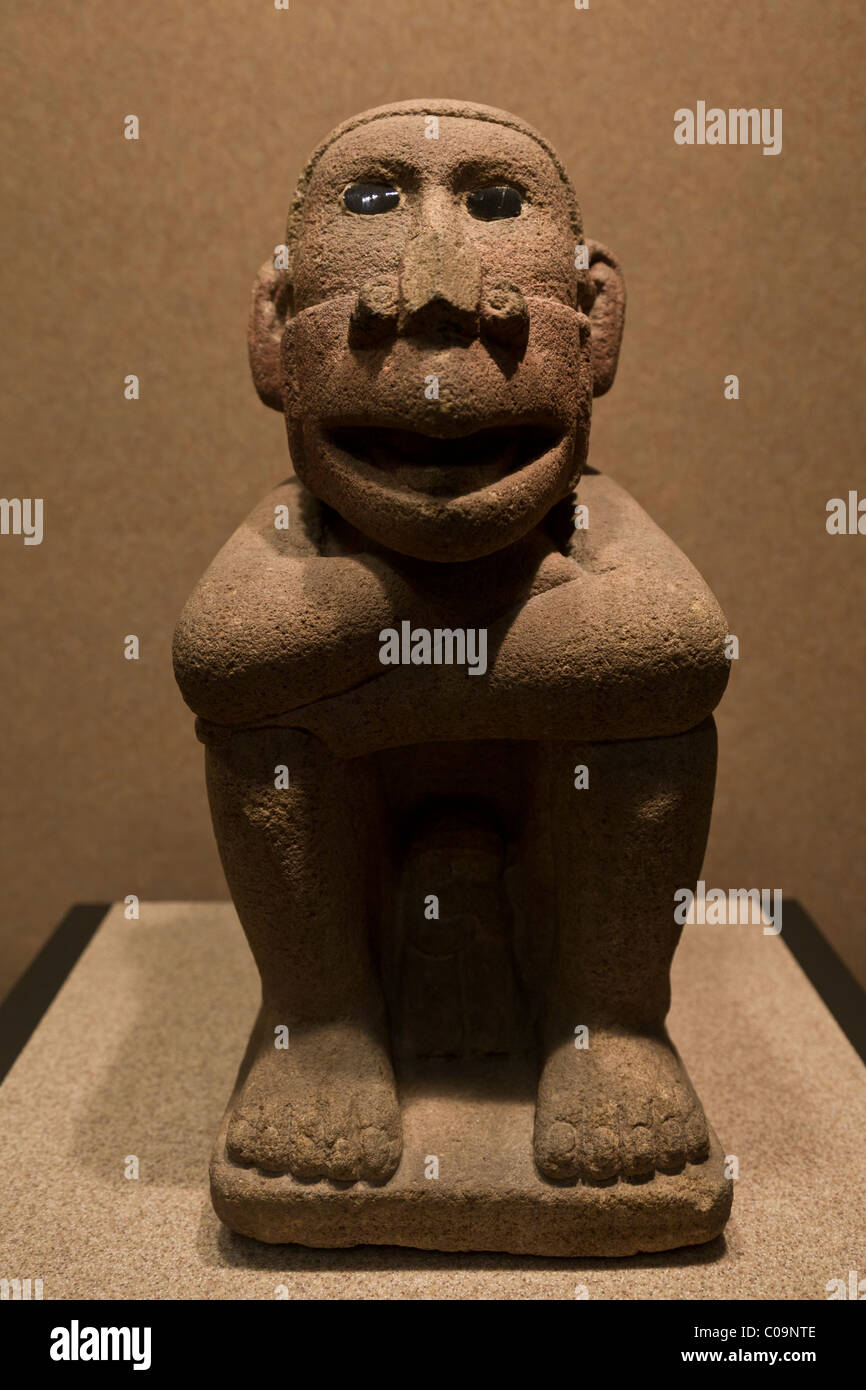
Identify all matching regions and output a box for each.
[326,423,562,497]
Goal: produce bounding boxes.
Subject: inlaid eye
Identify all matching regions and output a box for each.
[343,182,401,215]
[466,185,523,220]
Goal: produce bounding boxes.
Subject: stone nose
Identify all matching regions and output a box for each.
[479,278,530,353]
[348,249,529,354]
[398,229,481,340]
[348,276,400,347]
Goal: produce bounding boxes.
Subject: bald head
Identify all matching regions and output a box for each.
[286,99,584,257]
[285,101,586,320]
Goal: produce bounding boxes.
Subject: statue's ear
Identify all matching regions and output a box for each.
[583,240,626,398]
[248,259,293,411]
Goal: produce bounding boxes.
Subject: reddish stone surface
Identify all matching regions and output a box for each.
[174,101,732,1252]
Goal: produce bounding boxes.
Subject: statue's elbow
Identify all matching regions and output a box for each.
[172,597,249,723]
[173,606,220,721]
[664,593,732,731]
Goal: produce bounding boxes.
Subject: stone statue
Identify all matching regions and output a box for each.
[174,100,733,1256]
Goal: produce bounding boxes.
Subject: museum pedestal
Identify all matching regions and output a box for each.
[0,903,863,1299]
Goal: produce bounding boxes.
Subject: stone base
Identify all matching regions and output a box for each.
[211,1055,732,1256]
[2,902,863,1298]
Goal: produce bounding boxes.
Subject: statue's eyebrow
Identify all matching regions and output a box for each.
[333,155,423,184]
[448,156,529,189]
[331,154,533,198]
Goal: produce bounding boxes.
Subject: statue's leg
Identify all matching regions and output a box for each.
[203,723,401,1182]
[530,718,717,1182]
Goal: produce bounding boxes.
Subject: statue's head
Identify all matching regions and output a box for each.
[250,99,625,562]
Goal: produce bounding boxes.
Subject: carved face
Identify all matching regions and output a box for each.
[251,104,625,562]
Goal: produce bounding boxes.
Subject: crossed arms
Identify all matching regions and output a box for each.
[173,473,730,756]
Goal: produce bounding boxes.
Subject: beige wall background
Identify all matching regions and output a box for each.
[2,0,864,999]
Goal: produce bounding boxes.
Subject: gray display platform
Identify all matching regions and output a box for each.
[0,902,863,1299]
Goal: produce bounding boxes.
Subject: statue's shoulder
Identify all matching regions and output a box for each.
[176,475,324,647]
[568,471,694,576]
[237,473,325,559]
[568,470,730,687]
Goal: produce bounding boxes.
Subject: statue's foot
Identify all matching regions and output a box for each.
[226,1011,402,1182]
[533,1028,710,1181]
